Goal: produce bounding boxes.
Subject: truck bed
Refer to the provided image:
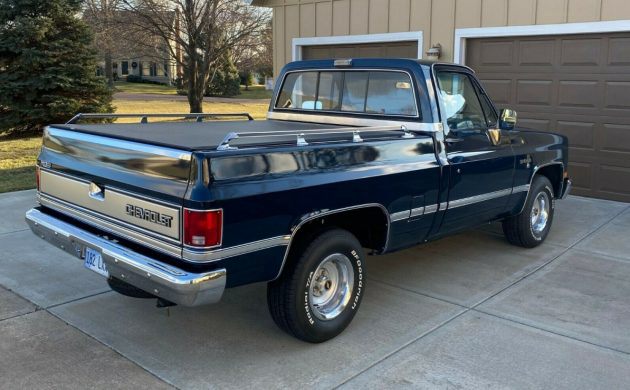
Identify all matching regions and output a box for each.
[54,120,345,151]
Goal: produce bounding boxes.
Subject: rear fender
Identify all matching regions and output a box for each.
[274,204,390,280]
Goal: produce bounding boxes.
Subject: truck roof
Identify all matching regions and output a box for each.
[52,120,346,151]
[279,58,473,76]
[281,58,434,71]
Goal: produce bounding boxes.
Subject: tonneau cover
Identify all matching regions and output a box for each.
[53,120,345,151]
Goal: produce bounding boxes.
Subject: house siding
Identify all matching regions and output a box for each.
[263,0,630,77]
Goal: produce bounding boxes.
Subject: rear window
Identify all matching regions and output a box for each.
[275,70,418,117]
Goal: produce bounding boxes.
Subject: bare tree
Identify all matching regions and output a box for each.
[121,0,269,113]
[233,19,272,78]
[84,0,122,87]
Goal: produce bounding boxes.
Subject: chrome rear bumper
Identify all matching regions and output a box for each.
[25,208,226,306]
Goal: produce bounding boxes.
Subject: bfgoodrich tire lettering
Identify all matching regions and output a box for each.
[267,228,366,343]
[502,175,555,248]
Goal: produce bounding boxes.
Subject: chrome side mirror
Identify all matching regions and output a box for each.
[499,108,517,130]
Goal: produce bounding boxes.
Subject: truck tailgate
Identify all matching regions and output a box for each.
[37,126,191,253]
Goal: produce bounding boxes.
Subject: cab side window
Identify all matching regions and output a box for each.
[475,83,499,127]
[436,71,488,132]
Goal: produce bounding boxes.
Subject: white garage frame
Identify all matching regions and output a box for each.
[292,31,424,61]
[454,20,630,65]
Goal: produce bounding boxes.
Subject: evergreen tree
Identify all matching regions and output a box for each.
[205,52,241,98]
[240,70,255,91]
[0,0,113,135]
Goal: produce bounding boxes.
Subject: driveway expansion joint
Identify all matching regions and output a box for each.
[0,228,29,237]
[46,308,179,389]
[336,203,630,388]
[471,308,630,357]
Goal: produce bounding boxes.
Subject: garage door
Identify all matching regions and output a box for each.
[302,41,418,60]
[467,33,630,202]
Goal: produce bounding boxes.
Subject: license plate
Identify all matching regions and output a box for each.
[84,247,109,278]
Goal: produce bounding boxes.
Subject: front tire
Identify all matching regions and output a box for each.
[267,228,366,343]
[502,175,555,248]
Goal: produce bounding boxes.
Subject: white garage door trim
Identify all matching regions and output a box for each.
[292,31,424,61]
[454,20,630,65]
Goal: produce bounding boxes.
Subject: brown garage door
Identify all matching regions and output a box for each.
[467,33,630,202]
[302,41,418,60]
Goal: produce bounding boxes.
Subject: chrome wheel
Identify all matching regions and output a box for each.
[308,253,354,321]
[530,191,550,236]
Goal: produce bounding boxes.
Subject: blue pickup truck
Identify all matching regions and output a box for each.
[26,59,571,342]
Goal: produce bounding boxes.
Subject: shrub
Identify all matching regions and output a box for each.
[125,74,166,85]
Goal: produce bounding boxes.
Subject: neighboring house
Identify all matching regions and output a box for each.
[99,58,177,84]
[252,0,630,203]
[86,10,181,85]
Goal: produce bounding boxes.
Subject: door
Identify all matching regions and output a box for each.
[467,33,630,202]
[435,69,515,234]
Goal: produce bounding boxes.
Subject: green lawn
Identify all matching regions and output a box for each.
[0,136,41,193]
[114,81,272,99]
[113,99,269,120]
[237,85,273,100]
[114,81,177,95]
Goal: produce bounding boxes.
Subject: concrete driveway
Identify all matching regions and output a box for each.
[1,189,630,389]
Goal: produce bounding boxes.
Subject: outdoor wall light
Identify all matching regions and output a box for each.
[426,43,442,61]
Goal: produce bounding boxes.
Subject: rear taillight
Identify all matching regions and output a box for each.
[183,209,223,248]
[35,166,41,191]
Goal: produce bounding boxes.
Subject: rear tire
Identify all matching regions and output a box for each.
[503,175,555,248]
[267,228,366,343]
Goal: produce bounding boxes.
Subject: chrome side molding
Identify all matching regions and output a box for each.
[447,188,513,209]
[390,210,411,222]
[183,236,290,263]
[390,185,530,223]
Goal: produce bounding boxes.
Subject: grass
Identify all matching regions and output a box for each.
[114,81,177,95]
[113,99,269,121]
[0,136,41,193]
[0,98,269,193]
[237,85,273,100]
[114,81,272,100]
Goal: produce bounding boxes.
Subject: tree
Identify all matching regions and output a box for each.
[83,0,122,87]
[206,52,240,97]
[122,0,269,113]
[240,70,255,91]
[234,19,272,78]
[0,0,113,135]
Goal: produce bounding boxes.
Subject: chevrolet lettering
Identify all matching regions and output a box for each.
[26,58,571,343]
[125,204,173,228]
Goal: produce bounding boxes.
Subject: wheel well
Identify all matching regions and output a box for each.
[535,164,563,198]
[286,207,389,261]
